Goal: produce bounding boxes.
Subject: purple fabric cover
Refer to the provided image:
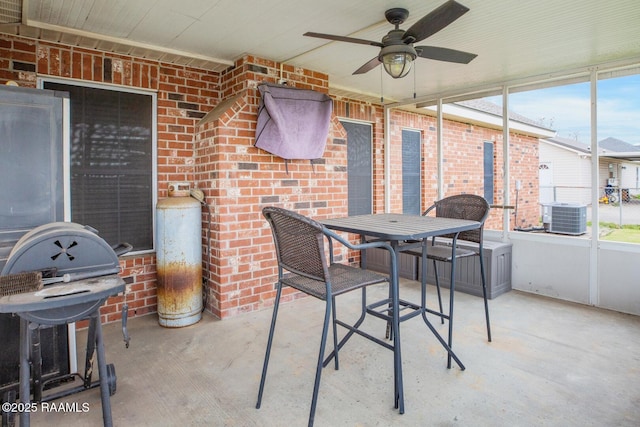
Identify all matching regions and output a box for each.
[255,83,333,160]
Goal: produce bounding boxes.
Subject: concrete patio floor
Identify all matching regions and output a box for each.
[29,279,640,426]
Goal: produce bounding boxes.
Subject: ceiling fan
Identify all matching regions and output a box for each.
[304,0,477,79]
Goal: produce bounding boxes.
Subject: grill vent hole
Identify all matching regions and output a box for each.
[51,240,78,261]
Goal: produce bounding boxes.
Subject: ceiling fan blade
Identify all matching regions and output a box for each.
[415,46,477,64]
[304,32,384,48]
[353,56,381,75]
[403,0,470,43]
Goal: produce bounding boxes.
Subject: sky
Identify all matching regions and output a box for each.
[485,74,640,147]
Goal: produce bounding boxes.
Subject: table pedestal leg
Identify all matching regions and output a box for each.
[390,242,404,414]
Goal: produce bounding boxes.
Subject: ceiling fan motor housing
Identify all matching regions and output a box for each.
[385,8,410,26]
[379,34,417,61]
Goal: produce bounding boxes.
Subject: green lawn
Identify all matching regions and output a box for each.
[588,221,640,243]
[600,228,640,243]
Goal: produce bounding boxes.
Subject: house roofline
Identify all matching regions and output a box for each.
[423,103,556,138]
[541,138,593,155]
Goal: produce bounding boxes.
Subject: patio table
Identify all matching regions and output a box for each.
[321,213,481,414]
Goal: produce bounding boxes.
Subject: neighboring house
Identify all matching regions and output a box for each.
[539,136,640,206]
[598,137,640,196]
[539,136,594,205]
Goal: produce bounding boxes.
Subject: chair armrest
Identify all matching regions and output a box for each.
[322,227,397,276]
[423,203,437,216]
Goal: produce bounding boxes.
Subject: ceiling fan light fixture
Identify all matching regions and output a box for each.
[379,44,416,79]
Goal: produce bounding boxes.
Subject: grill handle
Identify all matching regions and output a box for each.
[112,242,133,257]
[41,268,121,285]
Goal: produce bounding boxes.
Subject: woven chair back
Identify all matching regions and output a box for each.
[263,207,329,282]
[430,194,490,243]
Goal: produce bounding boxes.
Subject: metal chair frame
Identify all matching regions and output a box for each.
[405,194,492,368]
[256,207,397,427]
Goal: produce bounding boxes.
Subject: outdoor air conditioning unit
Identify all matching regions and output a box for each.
[542,203,587,235]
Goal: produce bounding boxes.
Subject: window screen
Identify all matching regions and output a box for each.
[44,81,154,250]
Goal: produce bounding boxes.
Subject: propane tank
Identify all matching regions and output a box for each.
[156,182,203,327]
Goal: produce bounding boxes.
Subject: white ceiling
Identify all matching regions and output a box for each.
[2,0,640,104]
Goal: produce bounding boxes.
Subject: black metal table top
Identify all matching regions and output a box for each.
[321,213,480,241]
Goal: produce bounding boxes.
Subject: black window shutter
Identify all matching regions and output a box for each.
[483,141,495,205]
[402,130,421,215]
[342,121,373,216]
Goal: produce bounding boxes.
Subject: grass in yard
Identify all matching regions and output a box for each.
[600,228,640,243]
[595,221,640,243]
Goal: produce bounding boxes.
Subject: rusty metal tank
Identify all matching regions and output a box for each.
[156,182,202,327]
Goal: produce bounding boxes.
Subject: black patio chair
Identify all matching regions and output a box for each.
[256,207,394,427]
[405,194,492,367]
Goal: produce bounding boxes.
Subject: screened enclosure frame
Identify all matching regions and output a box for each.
[384,58,640,311]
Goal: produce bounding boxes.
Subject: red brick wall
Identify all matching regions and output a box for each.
[388,110,539,229]
[508,133,540,229]
[0,34,219,324]
[194,57,353,318]
[0,33,539,323]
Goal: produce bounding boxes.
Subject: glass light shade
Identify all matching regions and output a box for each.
[382,52,414,79]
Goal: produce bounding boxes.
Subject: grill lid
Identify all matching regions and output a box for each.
[1,222,122,278]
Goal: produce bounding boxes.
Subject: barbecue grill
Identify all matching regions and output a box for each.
[0,222,130,427]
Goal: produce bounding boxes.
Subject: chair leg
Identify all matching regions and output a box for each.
[322,287,368,368]
[478,253,492,342]
[331,296,339,370]
[308,300,333,427]
[432,260,445,324]
[256,283,283,410]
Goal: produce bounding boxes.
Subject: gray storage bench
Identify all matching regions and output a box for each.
[364,238,512,299]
